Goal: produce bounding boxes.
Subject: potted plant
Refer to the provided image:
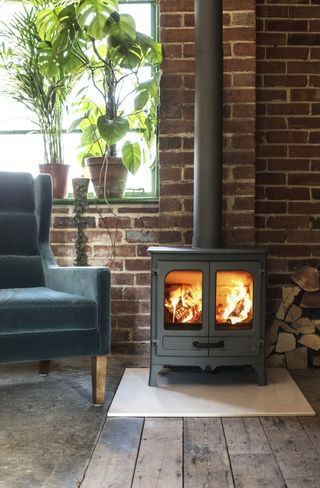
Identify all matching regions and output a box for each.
[0,3,78,198]
[36,0,163,198]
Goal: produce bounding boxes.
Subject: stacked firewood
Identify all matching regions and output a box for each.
[266,266,320,369]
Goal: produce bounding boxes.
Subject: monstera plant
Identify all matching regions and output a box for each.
[37,0,163,198]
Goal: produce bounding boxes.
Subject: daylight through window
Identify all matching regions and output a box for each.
[0,0,158,198]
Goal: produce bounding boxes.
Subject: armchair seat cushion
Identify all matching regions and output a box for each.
[0,287,98,335]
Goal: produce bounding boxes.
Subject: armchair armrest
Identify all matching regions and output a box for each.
[44,265,111,354]
[44,264,110,303]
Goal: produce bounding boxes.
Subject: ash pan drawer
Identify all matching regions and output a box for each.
[162,335,260,356]
[162,336,206,351]
[208,336,259,356]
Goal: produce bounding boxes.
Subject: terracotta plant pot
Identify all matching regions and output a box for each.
[72,177,90,198]
[85,156,128,199]
[39,164,70,199]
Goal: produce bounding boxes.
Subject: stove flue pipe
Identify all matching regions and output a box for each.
[192,0,223,249]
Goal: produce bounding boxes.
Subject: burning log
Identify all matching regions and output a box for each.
[216,280,253,325]
[165,283,202,324]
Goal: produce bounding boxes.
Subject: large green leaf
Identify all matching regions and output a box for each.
[76,0,119,40]
[63,50,84,74]
[134,89,149,111]
[111,42,142,70]
[146,41,163,65]
[81,124,100,146]
[97,115,129,145]
[110,13,136,43]
[37,8,63,42]
[136,71,162,105]
[68,115,86,132]
[136,33,163,66]
[122,141,141,175]
[37,42,60,79]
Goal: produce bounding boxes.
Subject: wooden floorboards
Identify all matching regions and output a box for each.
[80,362,320,488]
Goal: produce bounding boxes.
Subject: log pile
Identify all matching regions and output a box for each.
[266,266,320,369]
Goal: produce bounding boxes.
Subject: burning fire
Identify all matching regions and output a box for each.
[216,280,253,325]
[165,284,202,324]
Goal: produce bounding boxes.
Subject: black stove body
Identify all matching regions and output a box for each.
[148,247,267,386]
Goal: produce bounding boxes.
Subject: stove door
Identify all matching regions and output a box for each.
[208,261,263,357]
[154,261,210,357]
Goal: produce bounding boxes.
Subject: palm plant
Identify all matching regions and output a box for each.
[0,2,76,165]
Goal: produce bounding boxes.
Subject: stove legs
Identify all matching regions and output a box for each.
[254,364,267,386]
[149,365,163,387]
[149,361,267,387]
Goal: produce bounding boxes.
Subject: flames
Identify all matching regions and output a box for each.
[165,284,202,324]
[164,270,253,327]
[216,281,253,325]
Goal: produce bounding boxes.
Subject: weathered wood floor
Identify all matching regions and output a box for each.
[80,359,320,488]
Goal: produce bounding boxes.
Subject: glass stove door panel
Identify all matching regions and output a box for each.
[209,261,262,339]
[156,261,209,357]
[164,270,203,330]
[216,270,253,329]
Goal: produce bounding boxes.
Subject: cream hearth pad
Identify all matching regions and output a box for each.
[108,368,314,417]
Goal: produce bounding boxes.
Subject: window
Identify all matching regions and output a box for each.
[0,0,158,199]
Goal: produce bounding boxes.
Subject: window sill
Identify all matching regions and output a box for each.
[53,197,159,205]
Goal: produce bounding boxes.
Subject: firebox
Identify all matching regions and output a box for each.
[148,247,267,386]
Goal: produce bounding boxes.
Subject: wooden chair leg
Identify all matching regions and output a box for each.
[39,360,51,375]
[91,356,107,406]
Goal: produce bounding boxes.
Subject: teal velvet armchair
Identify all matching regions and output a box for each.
[0,171,111,405]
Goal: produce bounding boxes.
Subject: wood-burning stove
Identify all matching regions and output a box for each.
[148,0,267,386]
[148,247,267,386]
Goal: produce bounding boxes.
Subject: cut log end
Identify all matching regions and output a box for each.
[291,265,320,292]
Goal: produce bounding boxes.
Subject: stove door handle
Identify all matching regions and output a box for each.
[193,340,225,349]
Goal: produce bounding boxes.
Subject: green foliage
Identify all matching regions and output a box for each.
[122,141,141,175]
[97,116,129,145]
[37,0,163,175]
[73,178,89,266]
[0,2,77,164]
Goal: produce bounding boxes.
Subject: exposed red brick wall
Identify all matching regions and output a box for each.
[52,0,257,354]
[159,0,257,247]
[51,204,159,355]
[256,1,320,311]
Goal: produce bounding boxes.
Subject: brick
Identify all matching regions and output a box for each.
[98,217,131,229]
[160,14,183,28]
[125,259,150,272]
[111,273,134,286]
[53,216,95,228]
[126,230,159,243]
[265,19,308,32]
[161,29,194,44]
[134,216,159,228]
[266,216,309,230]
[135,273,151,286]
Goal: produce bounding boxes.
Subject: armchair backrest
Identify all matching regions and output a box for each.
[0,172,45,288]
